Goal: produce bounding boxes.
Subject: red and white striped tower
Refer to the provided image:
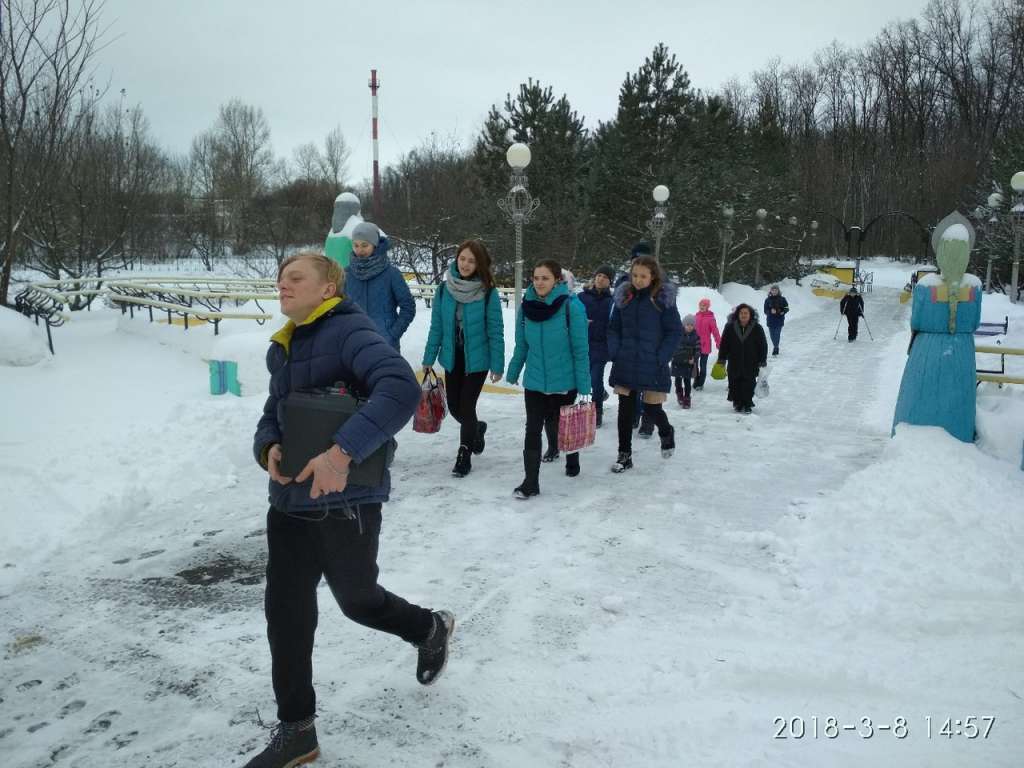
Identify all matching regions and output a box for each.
[369,69,382,220]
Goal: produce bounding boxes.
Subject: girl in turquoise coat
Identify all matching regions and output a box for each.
[506,260,592,499]
[893,216,982,443]
[422,240,505,478]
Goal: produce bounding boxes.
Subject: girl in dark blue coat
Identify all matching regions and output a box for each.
[245,251,452,767]
[607,255,683,473]
[577,265,615,427]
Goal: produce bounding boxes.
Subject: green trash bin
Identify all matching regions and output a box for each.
[209,360,241,396]
[209,360,226,395]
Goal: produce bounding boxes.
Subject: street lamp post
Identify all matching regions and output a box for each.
[497,143,541,310]
[848,225,863,289]
[985,191,1003,293]
[1011,171,1024,303]
[648,184,671,259]
[717,204,734,289]
[753,208,767,287]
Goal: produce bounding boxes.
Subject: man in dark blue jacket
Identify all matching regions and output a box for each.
[578,265,615,426]
[244,251,453,768]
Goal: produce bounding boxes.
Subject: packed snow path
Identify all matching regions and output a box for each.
[2,289,1020,767]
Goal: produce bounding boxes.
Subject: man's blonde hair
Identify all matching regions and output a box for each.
[278,250,345,295]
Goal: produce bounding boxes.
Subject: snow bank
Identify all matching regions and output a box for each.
[976,291,1024,466]
[717,279,833,321]
[0,306,50,366]
[771,425,1024,630]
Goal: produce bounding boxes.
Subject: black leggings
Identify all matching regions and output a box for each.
[673,375,692,397]
[617,393,670,453]
[524,389,577,453]
[445,346,487,448]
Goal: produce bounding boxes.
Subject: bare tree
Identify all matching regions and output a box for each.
[321,125,350,190]
[0,0,104,304]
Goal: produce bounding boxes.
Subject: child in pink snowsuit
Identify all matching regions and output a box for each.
[693,298,721,390]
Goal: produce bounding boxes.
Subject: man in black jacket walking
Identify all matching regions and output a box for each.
[839,287,865,342]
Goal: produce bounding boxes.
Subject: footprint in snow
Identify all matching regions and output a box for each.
[57,700,86,719]
[84,711,119,734]
[16,679,42,692]
[107,730,138,750]
[136,549,165,560]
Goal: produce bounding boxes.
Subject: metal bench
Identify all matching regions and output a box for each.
[976,344,1024,386]
[976,316,1008,337]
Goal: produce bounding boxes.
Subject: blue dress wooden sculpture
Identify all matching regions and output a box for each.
[892,215,982,443]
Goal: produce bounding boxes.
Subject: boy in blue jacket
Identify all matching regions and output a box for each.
[244,251,452,768]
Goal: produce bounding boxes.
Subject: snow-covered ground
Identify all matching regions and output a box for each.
[1,271,1023,768]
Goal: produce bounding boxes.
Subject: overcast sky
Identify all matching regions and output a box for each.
[95,0,930,184]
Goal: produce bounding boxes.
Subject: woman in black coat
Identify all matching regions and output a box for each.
[715,303,768,414]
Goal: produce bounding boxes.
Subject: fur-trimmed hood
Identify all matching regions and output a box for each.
[613,279,678,310]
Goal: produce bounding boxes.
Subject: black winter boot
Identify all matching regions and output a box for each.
[514,449,541,499]
[242,716,319,768]
[415,610,455,685]
[659,425,675,458]
[472,421,487,455]
[542,418,559,461]
[611,451,633,473]
[565,452,580,477]
[595,403,603,428]
[452,445,472,477]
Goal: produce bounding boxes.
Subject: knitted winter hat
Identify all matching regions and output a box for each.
[596,264,615,281]
[682,314,696,327]
[630,241,653,259]
[698,297,711,309]
[351,222,381,247]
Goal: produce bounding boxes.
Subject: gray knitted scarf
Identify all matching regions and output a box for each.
[446,272,486,304]
[445,272,486,334]
[734,320,754,342]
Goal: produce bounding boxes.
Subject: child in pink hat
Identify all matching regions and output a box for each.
[693,298,721,390]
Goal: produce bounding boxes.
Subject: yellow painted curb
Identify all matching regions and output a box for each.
[415,368,520,395]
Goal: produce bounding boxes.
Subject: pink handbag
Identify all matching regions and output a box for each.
[413,370,447,434]
[558,400,597,452]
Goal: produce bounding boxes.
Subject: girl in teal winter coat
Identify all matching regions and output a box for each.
[506,260,591,499]
[422,240,505,478]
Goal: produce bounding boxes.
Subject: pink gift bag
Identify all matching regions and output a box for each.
[558,400,597,452]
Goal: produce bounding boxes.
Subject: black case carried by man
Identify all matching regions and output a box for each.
[280,387,395,487]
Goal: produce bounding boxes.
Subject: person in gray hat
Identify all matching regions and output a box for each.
[671,314,701,408]
[344,222,416,351]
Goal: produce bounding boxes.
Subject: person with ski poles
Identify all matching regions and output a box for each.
[839,286,865,342]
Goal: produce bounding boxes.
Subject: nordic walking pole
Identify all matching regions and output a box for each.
[833,316,842,340]
[862,315,874,340]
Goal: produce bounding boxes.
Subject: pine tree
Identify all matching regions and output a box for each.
[471,79,589,282]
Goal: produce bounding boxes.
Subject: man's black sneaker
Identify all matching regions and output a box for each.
[637,424,654,439]
[416,610,455,685]
[472,421,487,455]
[242,717,319,768]
[541,447,560,463]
